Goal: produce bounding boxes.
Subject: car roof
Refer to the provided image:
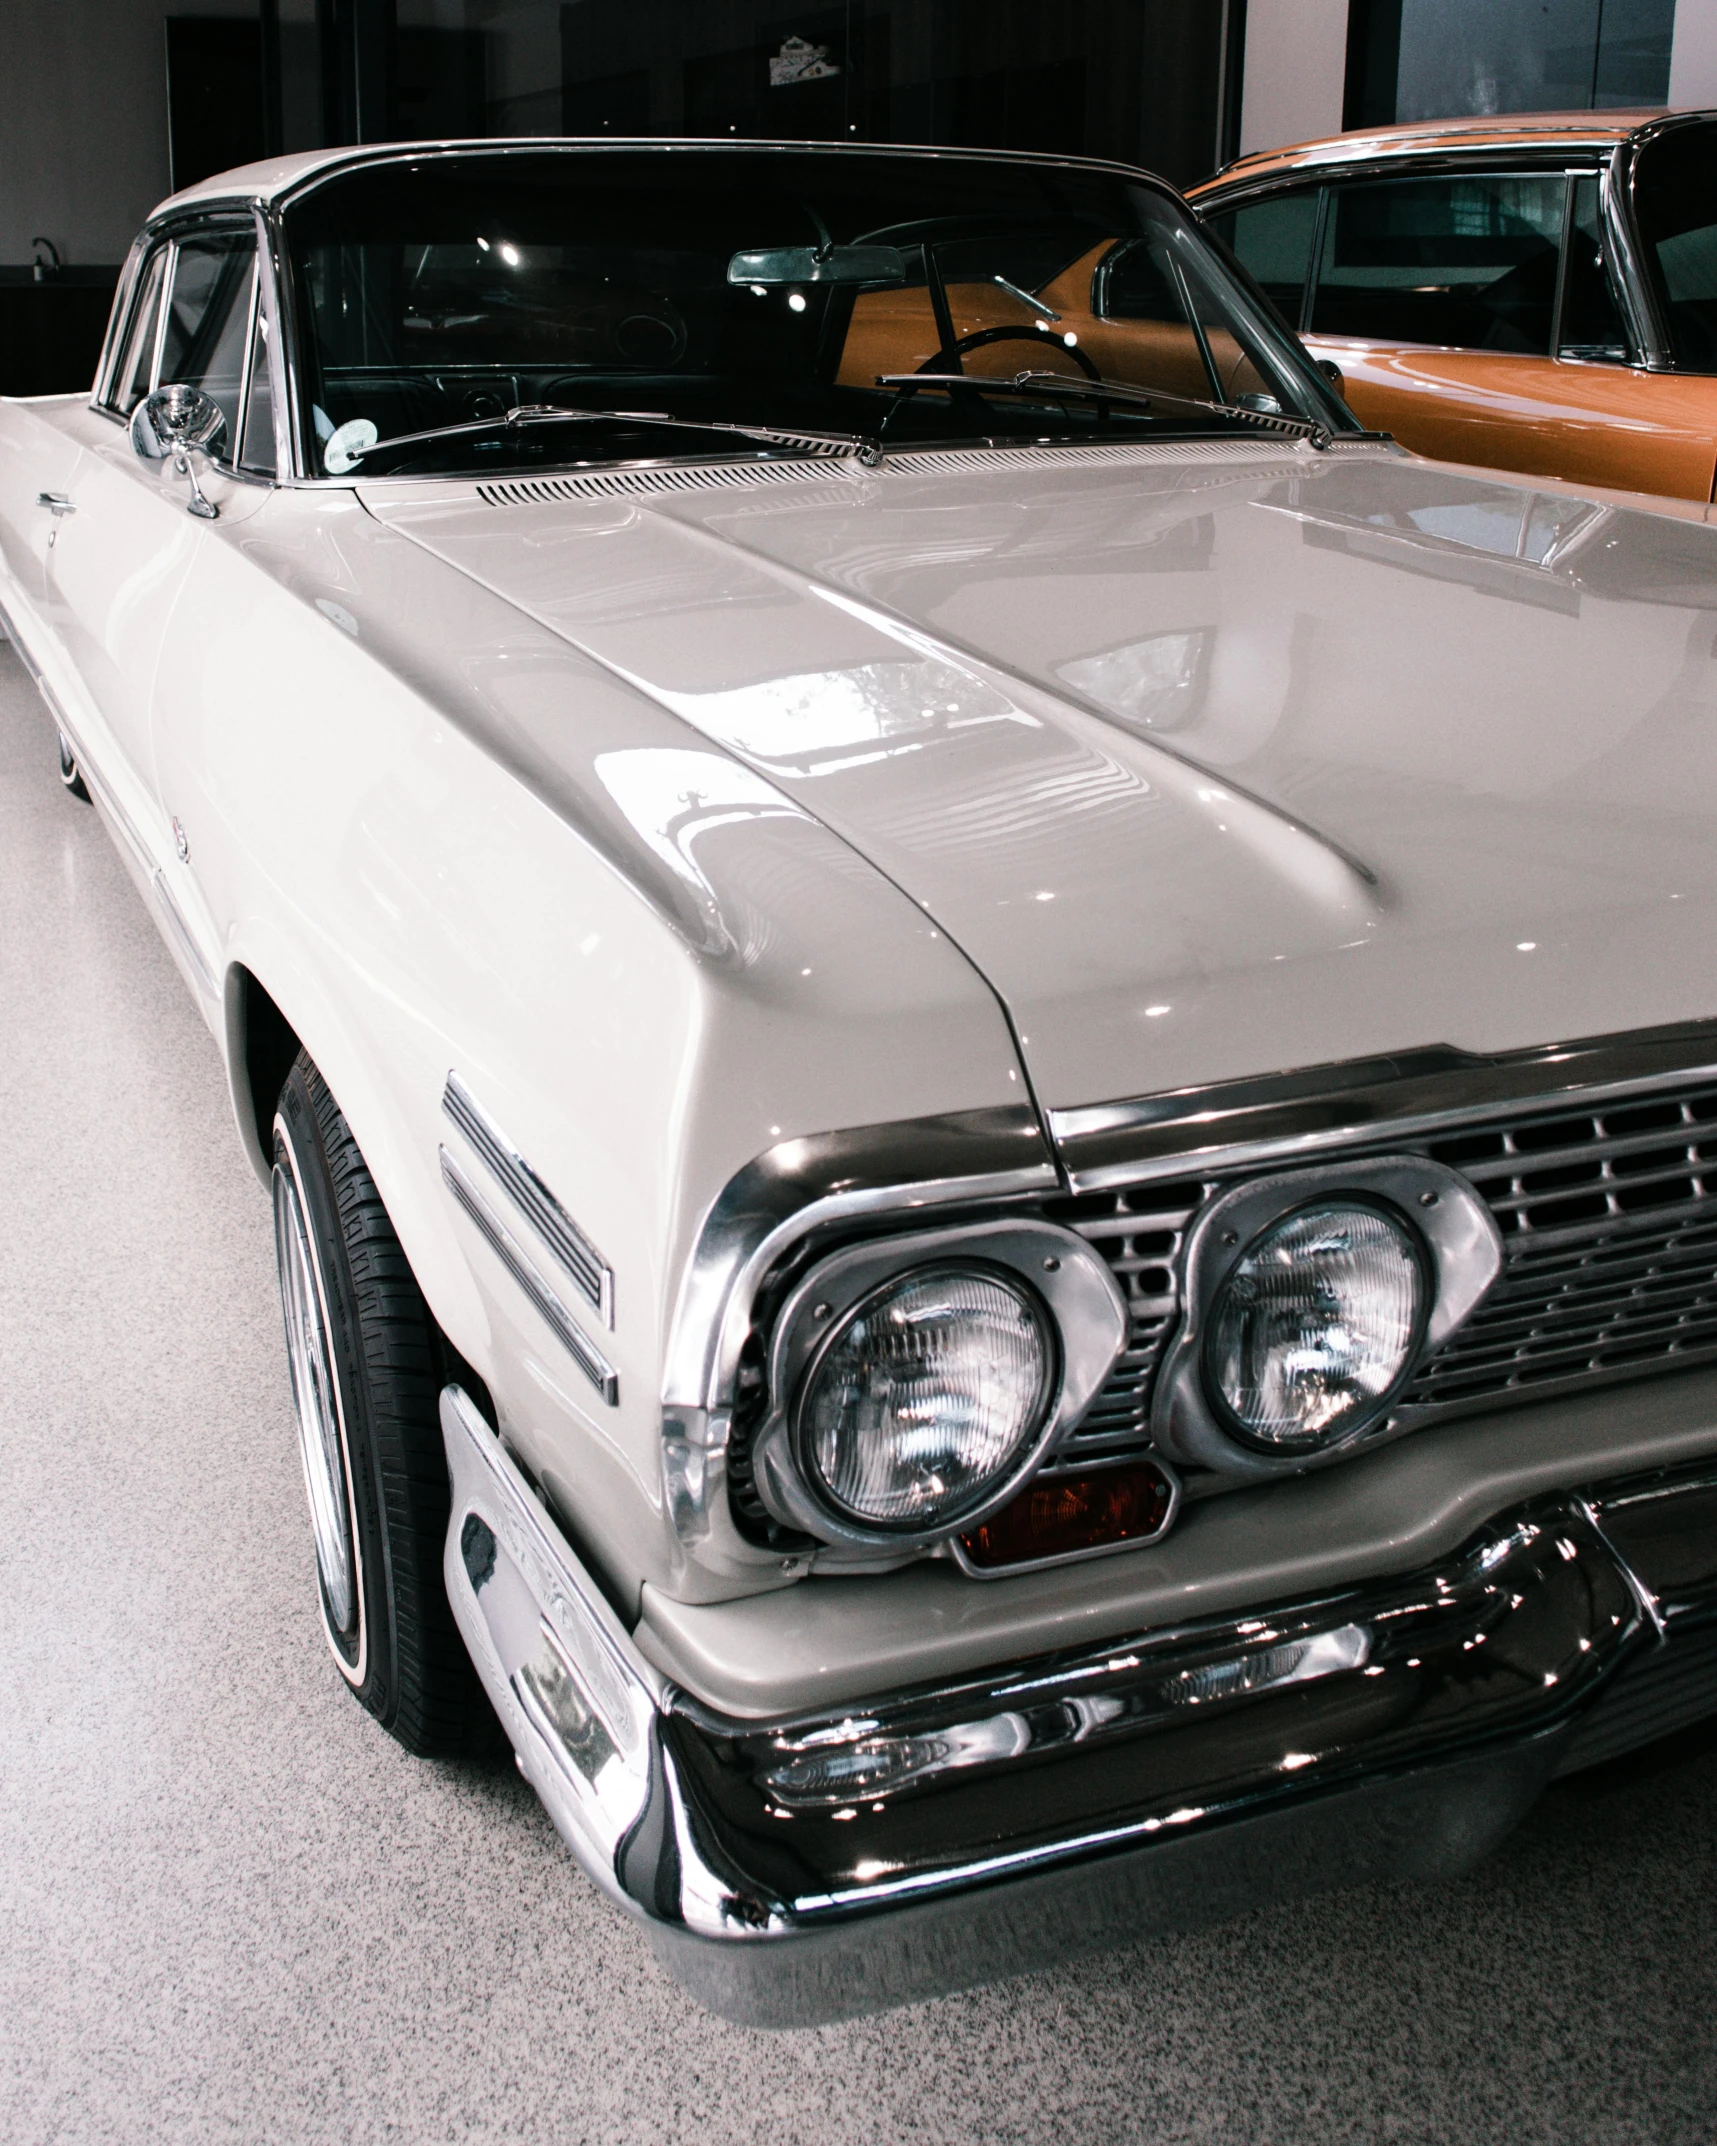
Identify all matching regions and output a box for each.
[1186,107,1707,196]
[151,134,1167,223]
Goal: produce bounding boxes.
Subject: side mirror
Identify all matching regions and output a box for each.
[131,384,226,519]
[728,244,907,289]
[1316,358,1347,396]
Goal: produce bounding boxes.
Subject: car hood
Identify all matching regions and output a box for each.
[370,441,1717,1116]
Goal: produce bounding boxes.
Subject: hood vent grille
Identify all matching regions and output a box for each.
[476,459,856,507]
[882,440,1309,477]
[473,437,1309,505]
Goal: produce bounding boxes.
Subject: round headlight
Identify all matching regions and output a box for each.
[1204,1203,1425,1452]
[795,1264,1056,1531]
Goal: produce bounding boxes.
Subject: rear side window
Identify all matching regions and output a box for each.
[1310,174,1565,353]
[1634,121,1717,371]
[159,232,257,462]
[1560,176,1632,362]
[1205,191,1319,329]
[111,247,168,415]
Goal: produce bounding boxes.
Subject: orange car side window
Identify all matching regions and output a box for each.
[1311,174,1565,353]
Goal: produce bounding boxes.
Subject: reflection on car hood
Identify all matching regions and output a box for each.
[370,441,1717,1113]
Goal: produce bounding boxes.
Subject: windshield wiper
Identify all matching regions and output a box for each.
[877,368,1349,448]
[343,402,884,469]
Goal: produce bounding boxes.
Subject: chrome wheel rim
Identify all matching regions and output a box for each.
[272,1156,358,1639]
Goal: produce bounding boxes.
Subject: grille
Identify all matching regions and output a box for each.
[1403,1083,1717,1410]
[1068,1078,1717,1461]
[1040,1175,1217,1464]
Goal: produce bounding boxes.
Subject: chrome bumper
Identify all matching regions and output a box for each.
[440,1386,1717,2025]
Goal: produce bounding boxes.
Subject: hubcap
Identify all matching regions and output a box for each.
[272,1158,357,1638]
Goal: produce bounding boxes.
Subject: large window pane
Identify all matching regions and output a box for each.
[1559,176,1630,363]
[1310,175,1565,353]
[282,147,1344,478]
[1345,0,1672,126]
[111,247,168,415]
[1634,121,1717,373]
[160,234,259,457]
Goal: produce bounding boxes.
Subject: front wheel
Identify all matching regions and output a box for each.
[272,1050,491,1754]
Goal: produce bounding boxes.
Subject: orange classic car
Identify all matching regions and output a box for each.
[1188,109,1717,502]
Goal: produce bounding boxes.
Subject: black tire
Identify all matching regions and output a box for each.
[57,730,91,802]
[271,1049,490,1755]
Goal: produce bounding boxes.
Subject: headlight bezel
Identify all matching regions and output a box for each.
[1199,1195,1432,1455]
[749,1217,1130,1550]
[1151,1155,1504,1481]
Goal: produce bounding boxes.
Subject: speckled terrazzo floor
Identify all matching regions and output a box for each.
[1,640,1714,2146]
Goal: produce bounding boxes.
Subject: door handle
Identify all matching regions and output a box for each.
[36,492,76,516]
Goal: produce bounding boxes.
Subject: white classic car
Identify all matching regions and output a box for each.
[5,138,1717,2024]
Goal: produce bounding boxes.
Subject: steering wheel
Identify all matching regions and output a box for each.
[918,324,1101,380]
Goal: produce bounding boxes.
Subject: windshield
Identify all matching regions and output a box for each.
[1634,120,1717,372]
[281,146,1351,477]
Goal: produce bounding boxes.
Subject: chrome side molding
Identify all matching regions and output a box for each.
[150,867,218,1005]
[1049,1019,1717,1191]
[439,1149,618,1404]
[442,1071,613,1326]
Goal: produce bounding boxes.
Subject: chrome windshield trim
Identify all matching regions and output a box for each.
[441,1147,618,1404]
[662,1106,1058,1418]
[442,1071,613,1327]
[1049,1020,1717,1192]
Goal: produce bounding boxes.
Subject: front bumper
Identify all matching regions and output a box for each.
[440,1386,1717,2026]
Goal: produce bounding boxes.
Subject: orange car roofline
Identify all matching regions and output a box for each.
[1189,108,1670,196]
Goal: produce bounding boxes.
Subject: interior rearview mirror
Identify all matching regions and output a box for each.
[728,244,907,288]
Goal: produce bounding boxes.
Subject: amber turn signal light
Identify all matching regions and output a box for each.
[958,1460,1176,1570]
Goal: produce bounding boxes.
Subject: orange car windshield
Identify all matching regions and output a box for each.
[283,146,1348,476]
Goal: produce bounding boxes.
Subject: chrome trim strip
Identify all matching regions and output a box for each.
[1048,1021,1717,1192]
[440,1148,618,1404]
[150,868,218,1004]
[442,1071,613,1327]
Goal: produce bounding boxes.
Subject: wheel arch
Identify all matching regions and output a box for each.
[225,963,305,1184]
